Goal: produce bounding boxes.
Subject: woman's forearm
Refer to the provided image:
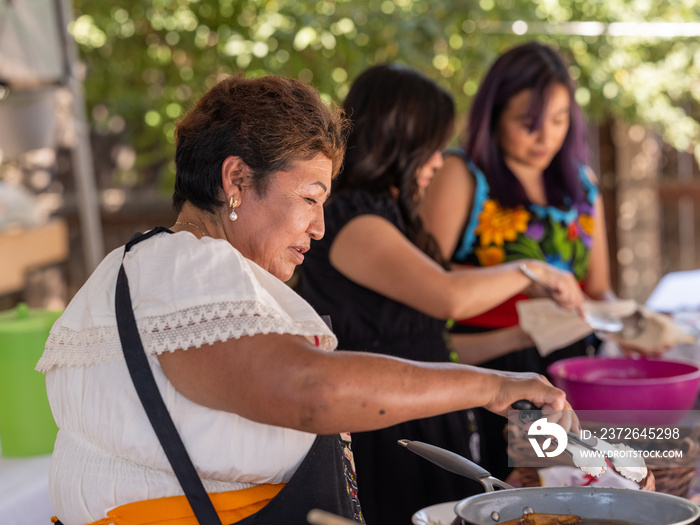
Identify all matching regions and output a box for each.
[329,216,584,322]
[442,258,584,320]
[157,333,570,435]
[293,350,501,433]
[450,326,534,365]
[441,261,533,319]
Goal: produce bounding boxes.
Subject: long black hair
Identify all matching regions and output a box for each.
[336,63,455,264]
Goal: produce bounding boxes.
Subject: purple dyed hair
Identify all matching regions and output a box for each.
[464,41,588,208]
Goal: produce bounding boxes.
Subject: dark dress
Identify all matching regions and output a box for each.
[297,190,483,525]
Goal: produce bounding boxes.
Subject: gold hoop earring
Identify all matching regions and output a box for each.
[229,196,239,222]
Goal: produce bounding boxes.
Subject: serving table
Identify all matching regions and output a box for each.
[0,453,53,524]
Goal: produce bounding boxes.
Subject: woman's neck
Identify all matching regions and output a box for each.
[507,161,547,206]
[172,202,227,240]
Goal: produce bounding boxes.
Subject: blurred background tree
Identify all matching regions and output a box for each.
[2,0,690,304]
[69,0,700,195]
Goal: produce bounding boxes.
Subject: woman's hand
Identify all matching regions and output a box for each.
[483,370,580,433]
[617,341,670,358]
[608,310,679,357]
[523,260,585,314]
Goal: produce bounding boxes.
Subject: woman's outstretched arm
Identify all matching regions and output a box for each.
[158,332,576,435]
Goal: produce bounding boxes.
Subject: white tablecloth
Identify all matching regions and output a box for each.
[0,454,53,525]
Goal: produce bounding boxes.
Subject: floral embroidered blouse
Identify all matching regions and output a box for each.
[448,150,598,328]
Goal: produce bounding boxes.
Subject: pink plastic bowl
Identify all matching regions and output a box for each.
[548,357,700,423]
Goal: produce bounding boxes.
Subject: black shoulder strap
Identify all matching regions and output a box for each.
[115,228,223,525]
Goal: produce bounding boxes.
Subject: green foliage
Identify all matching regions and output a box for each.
[70,0,700,191]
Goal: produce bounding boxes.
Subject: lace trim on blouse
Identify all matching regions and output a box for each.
[37,299,337,372]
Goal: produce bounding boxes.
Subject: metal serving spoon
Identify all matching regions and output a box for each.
[586,308,647,339]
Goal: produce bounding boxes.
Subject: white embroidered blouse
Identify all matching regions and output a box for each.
[37,231,338,524]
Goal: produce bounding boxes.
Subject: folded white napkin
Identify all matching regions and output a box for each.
[517,299,696,356]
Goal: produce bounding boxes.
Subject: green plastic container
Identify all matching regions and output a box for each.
[0,303,62,456]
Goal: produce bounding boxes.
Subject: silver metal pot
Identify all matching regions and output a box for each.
[400,439,700,525]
